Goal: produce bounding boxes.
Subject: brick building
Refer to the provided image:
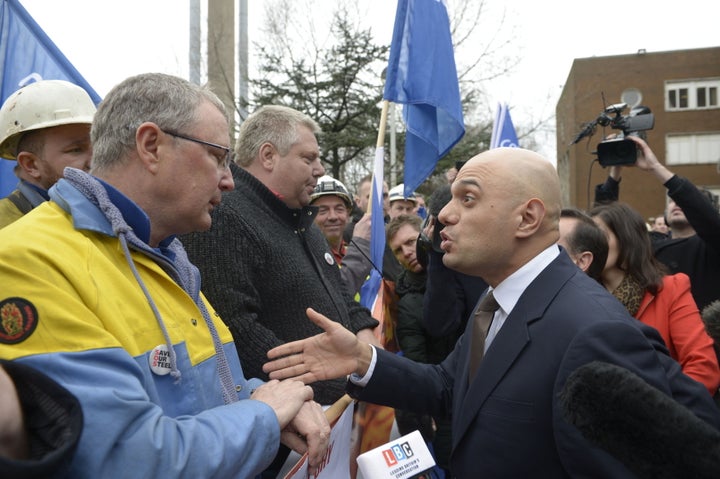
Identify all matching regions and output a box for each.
[556,46,720,220]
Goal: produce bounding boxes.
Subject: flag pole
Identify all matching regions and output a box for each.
[376,100,389,148]
[324,393,355,425]
[366,99,390,218]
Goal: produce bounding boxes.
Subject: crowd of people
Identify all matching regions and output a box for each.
[1,75,720,479]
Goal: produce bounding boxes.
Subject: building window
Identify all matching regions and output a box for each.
[666,79,720,111]
[666,133,720,165]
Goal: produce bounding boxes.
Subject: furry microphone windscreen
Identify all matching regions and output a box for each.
[560,361,720,479]
[701,300,720,345]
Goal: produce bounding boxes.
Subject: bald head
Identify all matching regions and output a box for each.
[438,148,561,284]
[469,147,559,224]
[476,148,558,204]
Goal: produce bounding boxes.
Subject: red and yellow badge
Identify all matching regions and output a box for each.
[0,297,38,344]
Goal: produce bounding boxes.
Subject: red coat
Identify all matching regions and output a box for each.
[636,273,720,394]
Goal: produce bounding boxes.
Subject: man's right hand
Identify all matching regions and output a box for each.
[250,378,314,428]
[352,213,372,241]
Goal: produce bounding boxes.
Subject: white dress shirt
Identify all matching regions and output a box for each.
[484,244,560,351]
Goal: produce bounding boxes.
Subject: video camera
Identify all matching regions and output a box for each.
[571,102,655,166]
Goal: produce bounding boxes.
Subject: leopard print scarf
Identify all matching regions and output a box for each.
[611,275,644,317]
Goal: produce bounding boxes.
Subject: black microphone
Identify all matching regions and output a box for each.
[560,361,720,479]
[570,121,596,145]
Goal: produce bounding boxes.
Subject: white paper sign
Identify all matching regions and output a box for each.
[283,401,354,479]
[356,430,436,479]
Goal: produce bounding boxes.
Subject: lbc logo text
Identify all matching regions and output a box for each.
[382,442,414,466]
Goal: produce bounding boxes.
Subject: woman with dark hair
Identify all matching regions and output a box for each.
[590,202,720,395]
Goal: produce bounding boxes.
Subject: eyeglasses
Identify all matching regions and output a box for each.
[162,129,234,169]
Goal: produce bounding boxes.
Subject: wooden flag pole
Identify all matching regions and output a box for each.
[324,393,355,425]
[366,100,390,218]
[376,100,389,148]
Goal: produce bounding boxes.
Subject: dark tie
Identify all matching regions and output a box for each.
[468,291,499,382]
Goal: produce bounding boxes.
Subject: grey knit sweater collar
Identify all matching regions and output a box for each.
[233,164,318,230]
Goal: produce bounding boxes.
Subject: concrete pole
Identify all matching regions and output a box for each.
[188,0,201,85]
[207,0,236,134]
[238,0,249,122]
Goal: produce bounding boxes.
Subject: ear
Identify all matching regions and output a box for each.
[516,198,545,238]
[258,142,276,171]
[134,123,163,173]
[15,151,43,180]
[573,251,594,274]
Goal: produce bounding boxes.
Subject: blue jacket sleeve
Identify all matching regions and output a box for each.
[18,350,280,479]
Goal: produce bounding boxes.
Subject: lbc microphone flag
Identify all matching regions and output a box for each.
[0,0,101,196]
[490,102,519,149]
[384,0,464,198]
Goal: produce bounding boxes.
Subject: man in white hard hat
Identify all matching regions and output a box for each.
[388,183,418,220]
[310,175,373,296]
[0,80,96,228]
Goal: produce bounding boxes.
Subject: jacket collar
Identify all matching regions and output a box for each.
[232,164,317,231]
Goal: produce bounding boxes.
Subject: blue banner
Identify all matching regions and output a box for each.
[0,0,101,197]
[359,147,387,310]
[383,0,465,197]
[490,102,519,149]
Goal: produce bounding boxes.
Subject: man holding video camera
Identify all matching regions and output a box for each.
[594,135,720,313]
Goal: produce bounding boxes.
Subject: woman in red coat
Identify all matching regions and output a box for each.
[590,202,720,395]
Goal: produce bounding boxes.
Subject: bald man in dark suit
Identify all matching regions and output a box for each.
[264,147,720,478]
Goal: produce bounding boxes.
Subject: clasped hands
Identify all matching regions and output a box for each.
[256,308,373,474]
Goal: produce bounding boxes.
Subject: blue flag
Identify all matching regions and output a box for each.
[490,102,519,148]
[384,0,465,198]
[0,0,101,197]
[359,147,386,311]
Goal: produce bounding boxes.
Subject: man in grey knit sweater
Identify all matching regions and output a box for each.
[182,105,379,408]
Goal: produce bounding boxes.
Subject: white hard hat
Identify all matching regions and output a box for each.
[311,175,353,208]
[0,80,96,160]
[388,183,417,204]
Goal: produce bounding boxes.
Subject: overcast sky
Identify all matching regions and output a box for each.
[18,0,720,162]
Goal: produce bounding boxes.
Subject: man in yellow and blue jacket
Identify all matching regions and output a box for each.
[0,73,329,478]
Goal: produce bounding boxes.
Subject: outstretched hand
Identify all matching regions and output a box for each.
[263,308,372,384]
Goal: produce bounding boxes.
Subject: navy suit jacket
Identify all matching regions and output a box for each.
[348,250,720,478]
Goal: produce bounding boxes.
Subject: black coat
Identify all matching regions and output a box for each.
[182,165,378,405]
